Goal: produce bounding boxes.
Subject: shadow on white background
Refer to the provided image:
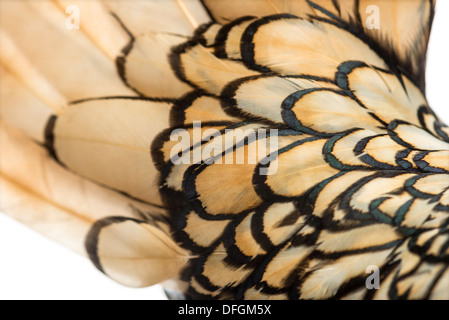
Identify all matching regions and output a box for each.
[0,1,448,300]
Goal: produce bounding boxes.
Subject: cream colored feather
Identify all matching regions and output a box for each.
[0,0,447,300]
[0,0,198,289]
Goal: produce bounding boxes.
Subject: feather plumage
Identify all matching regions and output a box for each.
[1,0,448,299]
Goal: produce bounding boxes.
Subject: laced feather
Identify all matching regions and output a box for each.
[0,0,206,288]
[1,0,447,299]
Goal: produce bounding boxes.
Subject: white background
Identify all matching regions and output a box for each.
[1,2,449,300]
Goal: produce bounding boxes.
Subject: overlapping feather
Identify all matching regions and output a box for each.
[1,0,448,300]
